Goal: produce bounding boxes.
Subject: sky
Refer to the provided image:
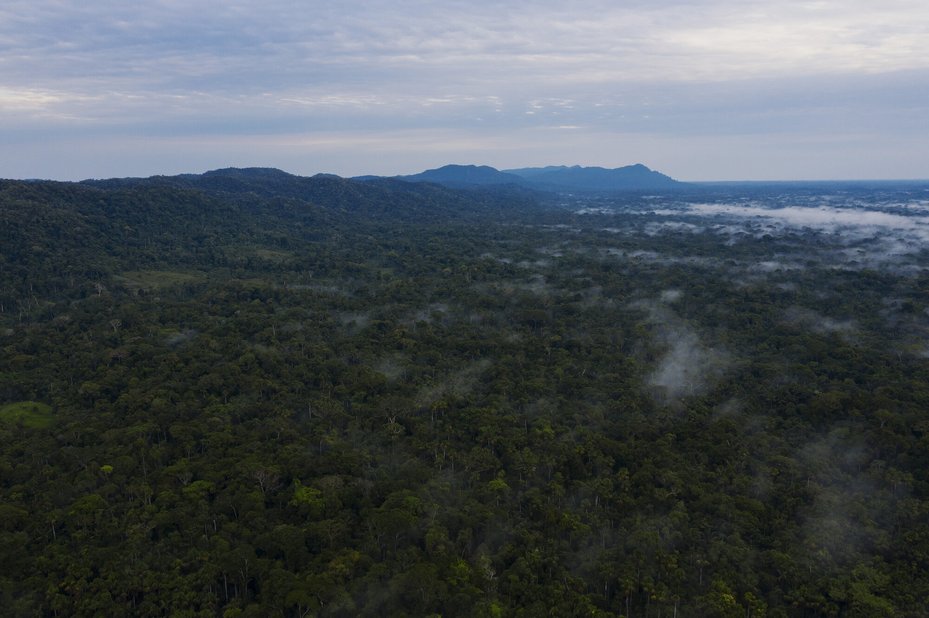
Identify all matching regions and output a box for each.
[1,0,928,181]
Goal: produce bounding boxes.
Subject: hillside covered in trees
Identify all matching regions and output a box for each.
[3,169,929,616]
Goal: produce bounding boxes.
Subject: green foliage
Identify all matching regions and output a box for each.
[0,401,53,428]
[290,480,325,517]
[115,269,207,290]
[1,174,928,616]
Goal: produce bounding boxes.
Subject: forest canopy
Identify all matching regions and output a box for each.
[3,170,929,617]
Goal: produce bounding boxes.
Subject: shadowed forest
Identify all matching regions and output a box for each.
[3,170,929,616]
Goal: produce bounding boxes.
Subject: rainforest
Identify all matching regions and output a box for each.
[3,169,929,617]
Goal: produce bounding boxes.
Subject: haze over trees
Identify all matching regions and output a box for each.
[2,167,929,616]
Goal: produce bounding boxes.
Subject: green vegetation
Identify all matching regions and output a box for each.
[0,401,53,429]
[115,269,207,290]
[252,248,296,263]
[2,171,929,616]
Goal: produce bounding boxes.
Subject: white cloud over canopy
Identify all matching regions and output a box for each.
[687,203,929,231]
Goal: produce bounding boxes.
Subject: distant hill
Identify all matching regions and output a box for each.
[1,167,550,306]
[201,167,297,180]
[81,167,542,223]
[380,163,687,192]
[502,165,571,178]
[505,164,685,192]
[398,164,526,187]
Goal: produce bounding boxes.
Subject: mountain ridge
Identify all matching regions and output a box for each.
[75,161,687,198]
[396,164,526,187]
[379,162,687,192]
[77,166,544,224]
[504,163,684,191]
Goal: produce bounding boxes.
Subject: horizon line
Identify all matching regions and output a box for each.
[3,165,928,186]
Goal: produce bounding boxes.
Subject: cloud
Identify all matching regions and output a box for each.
[794,428,893,567]
[652,199,929,244]
[632,299,730,404]
[648,329,728,401]
[0,87,68,109]
[8,2,926,79]
[644,197,929,270]
[686,202,929,230]
[659,289,682,303]
[1,1,928,179]
[784,307,857,338]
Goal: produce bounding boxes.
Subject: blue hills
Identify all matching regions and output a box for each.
[379,163,687,192]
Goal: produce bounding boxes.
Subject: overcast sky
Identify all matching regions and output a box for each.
[2,0,927,181]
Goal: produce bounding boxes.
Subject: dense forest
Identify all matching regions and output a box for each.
[3,170,929,616]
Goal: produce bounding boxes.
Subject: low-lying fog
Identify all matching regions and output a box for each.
[572,183,929,271]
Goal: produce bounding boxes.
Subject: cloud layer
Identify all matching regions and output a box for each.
[1,1,928,179]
